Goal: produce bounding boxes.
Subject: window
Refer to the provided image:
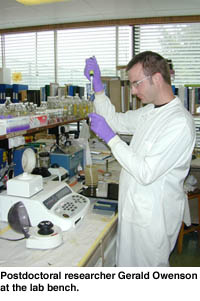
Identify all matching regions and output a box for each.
[118,26,133,66]
[57,27,117,88]
[134,23,200,85]
[1,23,200,91]
[0,35,3,68]
[2,31,55,89]
[0,26,132,92]
[35,31,55,89]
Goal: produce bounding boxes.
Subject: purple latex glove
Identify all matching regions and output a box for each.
[84,57,104,93]
[89,113,116,144]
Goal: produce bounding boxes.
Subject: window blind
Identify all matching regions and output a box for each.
[118,26,133,66]
[0,26,132,92]
[0,36,3,68]
[57,26,132,88]
[2,31,55,89]
[134,23,200,86]
[57,27,116,88]
[35,31,55,89]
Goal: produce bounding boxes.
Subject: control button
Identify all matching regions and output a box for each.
[63,213,70,218]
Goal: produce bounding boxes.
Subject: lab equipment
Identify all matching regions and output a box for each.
[7,172,43,198]
[26,221,63,249]
[13,145,69,183]
[13,147,36,176]
[8,202,63,249]
[0,181,90,231]
[50,145,84,178]
[89,70,94,94]
[103,159,112,177]
[80,182,119,200]
[93,200,118,216]
[39,151,50,168]
[8,201,31,238]
[48,165,69,182]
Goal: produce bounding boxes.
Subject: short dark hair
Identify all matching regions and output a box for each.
[126,51,171,85]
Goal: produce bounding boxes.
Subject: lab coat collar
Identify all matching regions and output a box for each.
[141,97,180,118]
[153,96,178,109]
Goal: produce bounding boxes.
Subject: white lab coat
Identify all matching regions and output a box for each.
[94,93,196,267]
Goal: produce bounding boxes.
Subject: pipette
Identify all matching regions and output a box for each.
[89,70,94,94]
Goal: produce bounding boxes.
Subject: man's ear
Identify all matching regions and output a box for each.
[152,72,162,85]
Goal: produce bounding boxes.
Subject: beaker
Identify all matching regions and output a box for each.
[85,165,98,187]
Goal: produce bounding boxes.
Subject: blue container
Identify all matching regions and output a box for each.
[50,149,83,178]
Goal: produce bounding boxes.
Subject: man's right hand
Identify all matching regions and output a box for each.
[84,56,104,93]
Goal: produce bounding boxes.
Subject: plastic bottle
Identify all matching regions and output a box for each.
[79,98,85,118]
[73,93,80,117]
[66,96,74,116]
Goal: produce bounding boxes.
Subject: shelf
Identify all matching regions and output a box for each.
[0,116,88,141]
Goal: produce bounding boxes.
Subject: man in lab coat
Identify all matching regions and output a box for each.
[84,51,196,267]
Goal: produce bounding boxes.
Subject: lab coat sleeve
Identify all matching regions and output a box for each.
[108,117,195,185]
[94,92,142,134]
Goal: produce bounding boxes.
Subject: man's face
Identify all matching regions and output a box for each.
[128,63,157,105]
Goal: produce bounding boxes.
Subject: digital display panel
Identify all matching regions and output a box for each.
[43,186,72,209]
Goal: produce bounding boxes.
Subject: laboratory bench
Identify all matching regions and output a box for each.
[0,161,120,267]
[0,113,121,267]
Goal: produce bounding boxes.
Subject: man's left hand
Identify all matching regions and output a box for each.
[89,113,116,144]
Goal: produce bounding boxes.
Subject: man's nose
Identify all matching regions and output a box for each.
[131,86,138,95]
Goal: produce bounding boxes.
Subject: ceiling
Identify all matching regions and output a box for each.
[0,0,200,30]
